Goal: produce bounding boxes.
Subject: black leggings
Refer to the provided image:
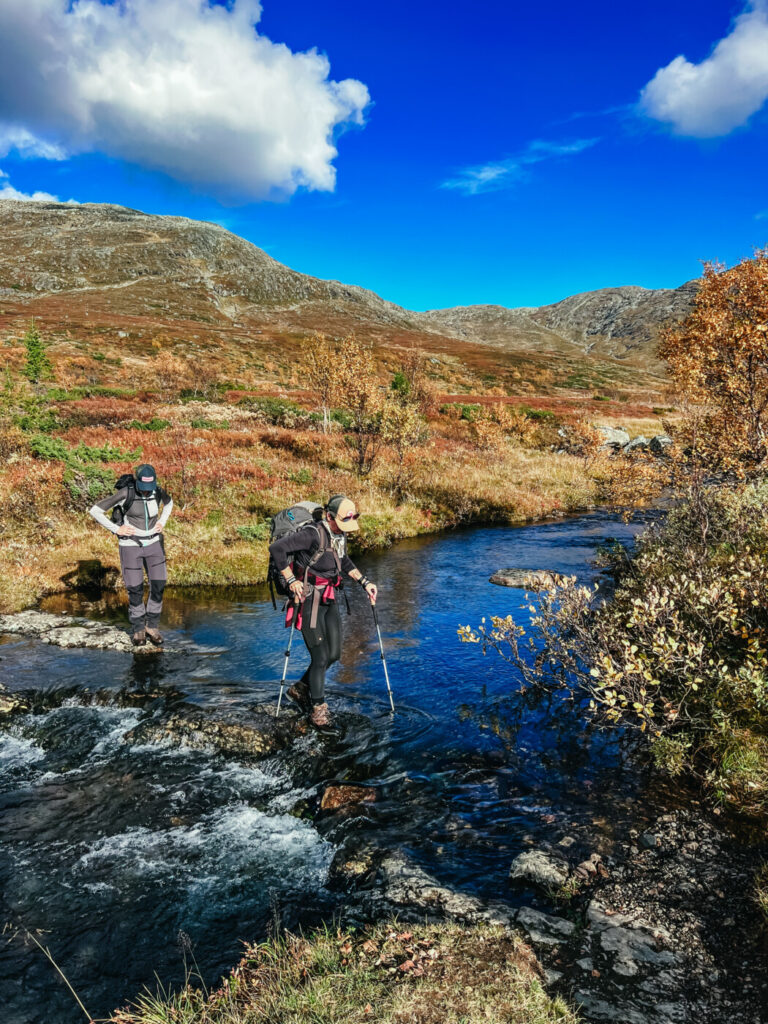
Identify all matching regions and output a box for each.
[300,600,342,705]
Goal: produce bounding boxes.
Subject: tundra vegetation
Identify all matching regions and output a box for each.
[107,922,578,1024]
[0,321,665,614]
[461,249,768,821]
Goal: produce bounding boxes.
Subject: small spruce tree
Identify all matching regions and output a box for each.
[23,323,53,384]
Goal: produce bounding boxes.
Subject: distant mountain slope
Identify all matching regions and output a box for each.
[422,282,697,365]
[0,200,695,370]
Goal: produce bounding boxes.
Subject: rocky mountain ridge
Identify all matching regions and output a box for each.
[0,200,695,367]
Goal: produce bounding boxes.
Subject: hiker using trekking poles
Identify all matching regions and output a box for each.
[268,494,377,729]
[88,464,173,647]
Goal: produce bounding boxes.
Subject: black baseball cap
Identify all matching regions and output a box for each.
[135,464,157,493]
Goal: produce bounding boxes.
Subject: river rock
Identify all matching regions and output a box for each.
[516,906,576,947]
[509,849,569,890]
[124,703,306,759]
[489,569,561,590]
[0,610,155,653]
[327,842,381,888]
[0,684,29,717]
[374,851,516,927]
[320,784,376,812]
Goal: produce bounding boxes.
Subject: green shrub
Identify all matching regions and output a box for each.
[238,396,306,426]
[27,435,71,461]
[462,482,768,816]
[288,467,313,485]
[330,407,354,429]
[204,510,223,527]
[190,417,230,429]
[72,441,141,464]
[44,385,135,401]
[390,370,411,398]
[15,406,59,433]
[128,417,170,431]
[63,465,115,503]
[22,323,53,384]
[438,402,481,421]
[518,405,556,422]
[236,522,271,542]
[30,433,142,509]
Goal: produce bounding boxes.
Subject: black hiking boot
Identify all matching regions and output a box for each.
[287,679,311,711]
[145,628,164,647]
[132,630,146,647]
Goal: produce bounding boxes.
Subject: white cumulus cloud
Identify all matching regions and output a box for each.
[640,1,768,136]
[0,0,370,200]
[0,168,61,202]
[442,138,599,196]
[0,166,78,202]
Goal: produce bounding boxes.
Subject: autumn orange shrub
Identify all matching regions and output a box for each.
[660,249,768,475]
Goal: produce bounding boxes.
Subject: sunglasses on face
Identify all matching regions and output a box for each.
[340,512,360,521]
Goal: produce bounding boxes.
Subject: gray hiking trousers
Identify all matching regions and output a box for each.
[119,539,167,631]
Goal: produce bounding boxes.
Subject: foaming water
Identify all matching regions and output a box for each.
[0,511,661,1024]
[0,730,45,775]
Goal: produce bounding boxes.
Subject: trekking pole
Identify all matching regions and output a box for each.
[371,600,395,713]
[276,604,298,718]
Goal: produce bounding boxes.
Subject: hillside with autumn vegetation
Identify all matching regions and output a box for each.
[0,200,684,612]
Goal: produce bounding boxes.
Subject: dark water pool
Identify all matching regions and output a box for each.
[0,512,664,1023]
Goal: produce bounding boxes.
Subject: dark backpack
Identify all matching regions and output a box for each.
[110,474,137,526]
[267,501,328,608]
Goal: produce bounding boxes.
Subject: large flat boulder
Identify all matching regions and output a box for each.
[124,702,306,759]
[0,610,152,653]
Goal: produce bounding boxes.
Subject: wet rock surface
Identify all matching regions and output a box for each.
[333,808,768,1024]
[0,683,30,717]
[124,702,307,759]
[320,784,377,812]
[0,610,160,653]
[490,568,562,589]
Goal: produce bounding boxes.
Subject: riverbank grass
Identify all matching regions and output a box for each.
[108,922,578,1024]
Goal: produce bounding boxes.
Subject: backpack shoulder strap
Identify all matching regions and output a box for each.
[121,480,136,509]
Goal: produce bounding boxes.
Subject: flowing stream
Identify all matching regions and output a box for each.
[0,511,676,1024]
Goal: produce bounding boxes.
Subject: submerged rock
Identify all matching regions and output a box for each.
[320,784,376,812]
[0,610,157,653]
[124,702,306,759]
[489,569,561,590]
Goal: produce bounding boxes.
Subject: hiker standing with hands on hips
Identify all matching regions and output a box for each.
[268,494,377,729]
[88,464,173,647]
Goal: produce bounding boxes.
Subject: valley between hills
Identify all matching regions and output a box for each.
[0,200,689,611]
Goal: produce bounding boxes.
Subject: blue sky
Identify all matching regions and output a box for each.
[1,0,767,310]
